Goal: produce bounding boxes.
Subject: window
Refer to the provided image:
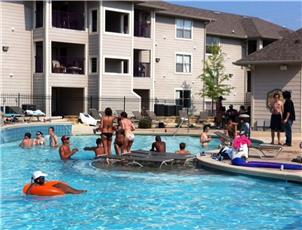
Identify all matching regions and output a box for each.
[35,42,43,73]
[176,19,192,39]
[176,90,191,109]
[176,54,191,73]
[90,9,98,33]
[206,36,220,54]
[105,58,129,74]
[247,71,251,92]
[35,1,43,28]
[105,10,129,34]
[90,57,98,73]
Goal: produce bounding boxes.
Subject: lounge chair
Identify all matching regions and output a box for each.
[89,108,102,121]
[132,111,143,120]
[197,111,208,123]
[214,131,283,158]
[25,109,46,121]
[2,106,25,123]
[79,113,97,126]
[146,110,161,126]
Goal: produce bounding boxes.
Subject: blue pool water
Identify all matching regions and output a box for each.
[1,135,301,229]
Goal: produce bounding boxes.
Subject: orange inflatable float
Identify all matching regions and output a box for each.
[23,181,68,196]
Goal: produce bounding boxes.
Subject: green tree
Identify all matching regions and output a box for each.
[199,45,233,115]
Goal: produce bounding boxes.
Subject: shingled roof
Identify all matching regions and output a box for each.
[137,1,291,39]
[235,29,302,65]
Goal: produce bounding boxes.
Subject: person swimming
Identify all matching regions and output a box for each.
[20,132,34,148]
[120,111,135,153]
[200,125,212,147]
[150,135,166,153]
[59,136,79,161]
[84,138,106,158]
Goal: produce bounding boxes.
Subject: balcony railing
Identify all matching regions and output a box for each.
[134,62,150,77]
[52,56,84,74]
[52,10,84,30]
[134,23,151,38]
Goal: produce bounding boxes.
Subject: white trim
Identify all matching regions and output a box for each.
[89,8,98,34]
[175,18,193,40]
[45,0,51,116]
[175,52,193,75]
[98,1,103,110]
[151,10,156,111]
[89,56,98,74]
[103,55,131,76]
[103,7,131,36]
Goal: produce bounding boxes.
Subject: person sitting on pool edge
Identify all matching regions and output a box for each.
[59,136,79,161]
[200,125,212,147]
[20,132,34,148]
[84,138,106,158]
[24,171,86,195]
[150,135,166,153]
[176,142,190,155]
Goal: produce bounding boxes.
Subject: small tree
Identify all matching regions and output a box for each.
[199,45,234,115]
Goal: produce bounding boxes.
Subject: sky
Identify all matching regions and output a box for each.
[168,1,302,30]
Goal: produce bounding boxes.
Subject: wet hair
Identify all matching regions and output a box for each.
[24,132,31,139]
[96,138,102,145]
[179,142,186,150]
[155,135,161,141]
[273,93,280,98]
[36,131,43,136]
[120,111,128,118]
[105,107,112,116]
[203,125,210,132]
[282,91,291,99]
[49,127,55,131]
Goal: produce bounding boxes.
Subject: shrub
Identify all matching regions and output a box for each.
[138,117,152,128]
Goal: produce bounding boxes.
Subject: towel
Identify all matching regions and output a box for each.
[26,110,45,116]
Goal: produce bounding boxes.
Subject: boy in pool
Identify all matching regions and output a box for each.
[176,142,190,155]
[150,135,166,153]
[20,132,34,148]
[84,138,106,158]
[59,136,79,161]
[49,126,59,147]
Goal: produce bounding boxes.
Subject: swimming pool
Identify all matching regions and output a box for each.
[1,135,301,229]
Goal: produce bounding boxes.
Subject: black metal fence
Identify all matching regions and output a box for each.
[0,93,250,116]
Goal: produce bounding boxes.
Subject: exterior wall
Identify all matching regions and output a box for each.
[219,38,246,107]
[154,15,205,113]
[252,64,302,133]
[1,1,33,96]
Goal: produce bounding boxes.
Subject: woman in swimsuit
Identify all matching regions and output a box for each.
[120,112,135,153]
[114,129,126,156]
[100,107,116,156]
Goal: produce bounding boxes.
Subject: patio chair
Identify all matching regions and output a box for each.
[89,108,102,121]
[146,110,162,127]
[132,111,143,120]
[25,109,46,122]
[197,111,208,123]
[2,106,25,123]
[178,110,189,127]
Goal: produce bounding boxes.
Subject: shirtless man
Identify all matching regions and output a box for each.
[99,107,116,156]
[59,136,79,161]
[270,93,283,145]
[114,129,126,156]
[176,142,190,155]
[20,132,34,148]
[200,125,212,147]
[84,138,106,158]
[34,131,45,145]
[150,135,166,153]
[49,127,59,147]
[120,111,135,153]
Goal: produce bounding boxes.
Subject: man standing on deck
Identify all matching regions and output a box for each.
[282,91,295,146]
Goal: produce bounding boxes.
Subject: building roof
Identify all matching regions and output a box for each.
[137,1,291,39]
[235,29,302,65]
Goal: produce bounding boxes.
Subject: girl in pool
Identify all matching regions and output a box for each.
[120,111,135,153]
[34,131,45,145]
[200,125,212,147]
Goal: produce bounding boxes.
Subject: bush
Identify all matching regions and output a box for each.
[138,117,152,128]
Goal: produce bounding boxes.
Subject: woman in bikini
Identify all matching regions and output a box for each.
[120,111,135,153]
[100,107,116,156]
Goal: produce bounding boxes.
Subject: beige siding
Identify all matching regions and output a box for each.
[133,37,153,50]
[219,38,246,105]
[49,28,88,44]
[102,1,132,11]
[154,15,205,112]
[1,1,33,95]
[252,64,302,133]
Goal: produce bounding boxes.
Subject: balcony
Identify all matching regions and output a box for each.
[52,42,85,74]
[52,1,84,31]
[134,63,150,77]
[134,9,151,38]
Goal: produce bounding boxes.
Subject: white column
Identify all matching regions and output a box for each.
[98,1,103,111]
[44,0,51,116]
[151,10,156,111]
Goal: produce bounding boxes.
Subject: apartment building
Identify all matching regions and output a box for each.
[1,1,289,118]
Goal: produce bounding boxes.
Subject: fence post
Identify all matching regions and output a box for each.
[90,95,93,110]
[123,96,126,111]
[18,93,20,107]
